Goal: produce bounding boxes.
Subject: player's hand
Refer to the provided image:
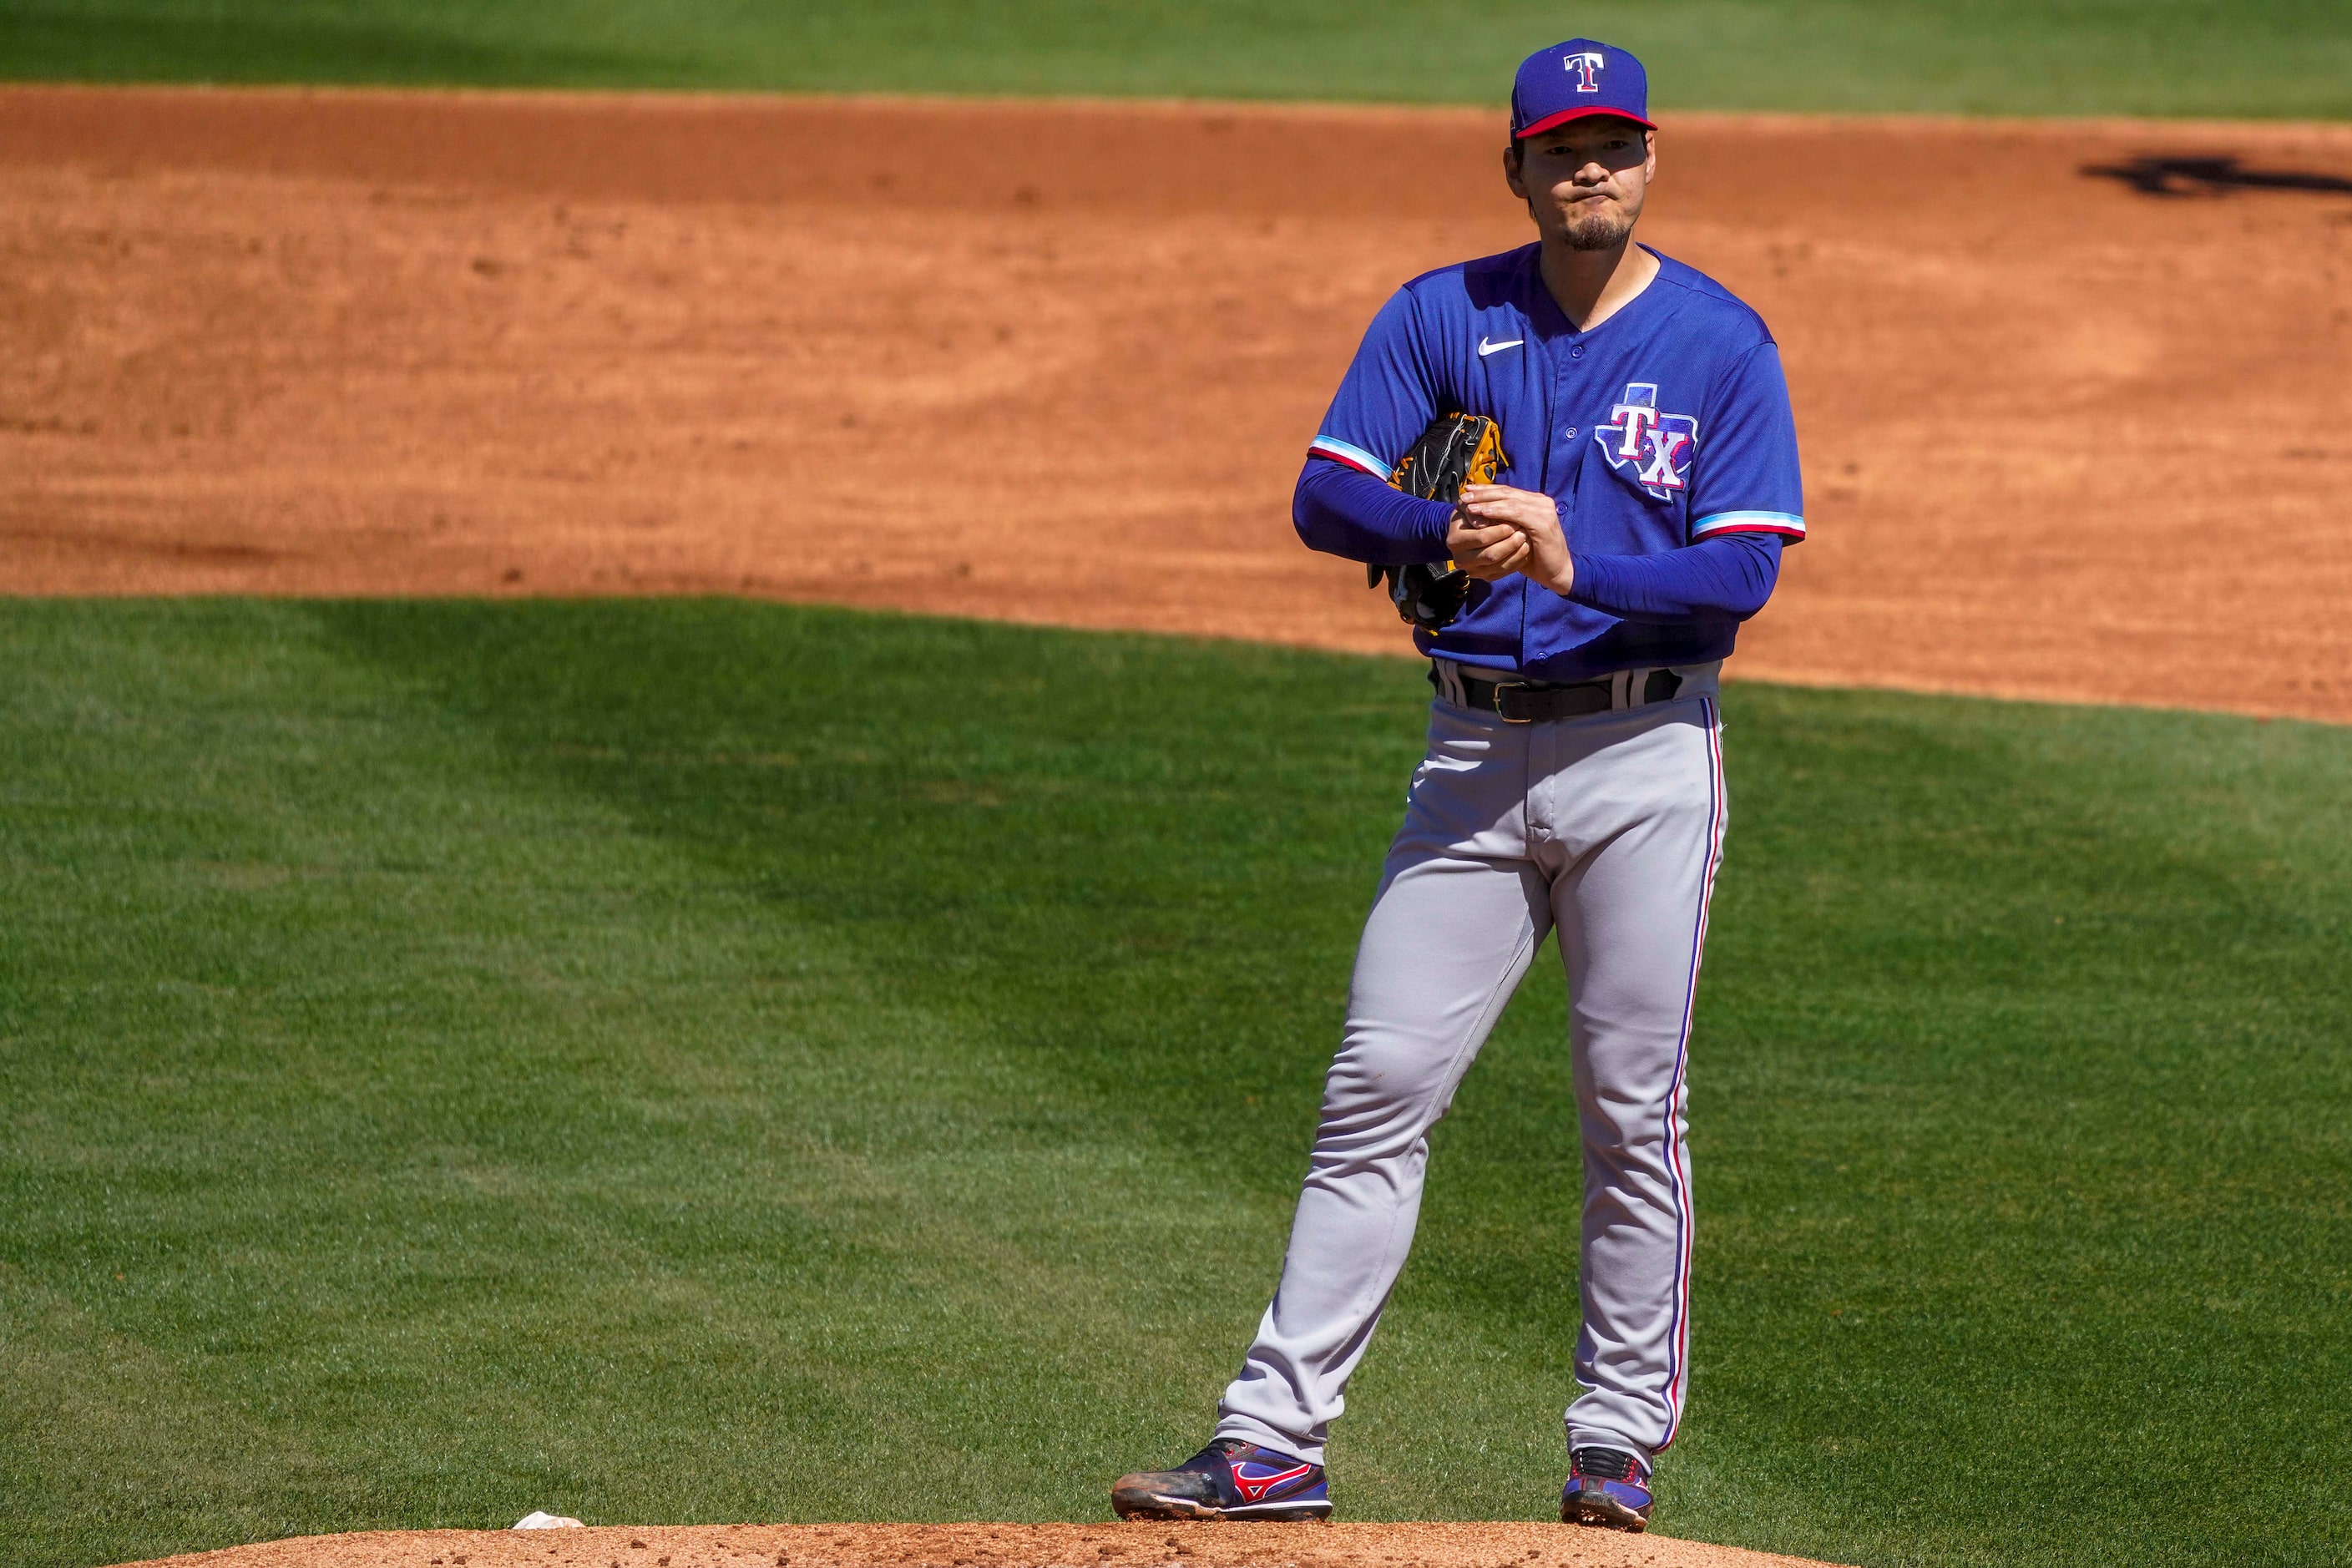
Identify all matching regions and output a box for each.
[1446,512,1530,580]
[1459,484,1574,597]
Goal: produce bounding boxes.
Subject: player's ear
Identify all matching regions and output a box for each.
[1643,129,1657,181]
[1503,140,1528,200]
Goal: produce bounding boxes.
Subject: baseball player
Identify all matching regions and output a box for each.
[1110,40,1803,1532]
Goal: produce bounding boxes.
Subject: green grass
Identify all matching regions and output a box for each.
[7,0,2352,118]
[3,598,2349,1568]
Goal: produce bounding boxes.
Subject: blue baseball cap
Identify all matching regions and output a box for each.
[1510,39,1654,140]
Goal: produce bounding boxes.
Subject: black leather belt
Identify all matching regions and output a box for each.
[1437,665,1683,723]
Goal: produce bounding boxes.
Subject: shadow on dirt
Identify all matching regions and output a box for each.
[2082,154,2352,197]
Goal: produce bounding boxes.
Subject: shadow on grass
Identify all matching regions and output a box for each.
[306,596,1419,1165]
[0,8,665,85]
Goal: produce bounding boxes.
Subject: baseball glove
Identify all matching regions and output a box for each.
[1367,412,1508,632]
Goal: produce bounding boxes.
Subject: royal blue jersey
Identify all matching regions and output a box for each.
[1303,243,1804,680]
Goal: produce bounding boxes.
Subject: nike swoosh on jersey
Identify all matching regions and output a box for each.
[1477,336,1525,357]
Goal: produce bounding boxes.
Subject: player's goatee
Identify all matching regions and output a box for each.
[1562,208,1636,250]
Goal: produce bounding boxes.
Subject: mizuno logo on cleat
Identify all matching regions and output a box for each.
[1228,1457,1315,1501]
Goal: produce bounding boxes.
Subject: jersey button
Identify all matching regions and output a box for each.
[1570,345,1586,358]
[1565,427,1579,438]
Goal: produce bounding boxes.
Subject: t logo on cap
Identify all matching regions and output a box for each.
[1512,38,1655,140]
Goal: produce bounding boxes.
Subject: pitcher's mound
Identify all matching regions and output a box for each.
[114,1523,1846,1568]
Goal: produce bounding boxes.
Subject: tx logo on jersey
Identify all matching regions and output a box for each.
[1595,383,1698,499]
[1564,51,1605,92]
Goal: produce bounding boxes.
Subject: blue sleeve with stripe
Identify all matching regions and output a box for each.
[1303,286,1444,484]
[1687,342,1806,543]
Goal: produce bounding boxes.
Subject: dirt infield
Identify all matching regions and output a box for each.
[118,1523,1843,1568]
[5,88,2352,718]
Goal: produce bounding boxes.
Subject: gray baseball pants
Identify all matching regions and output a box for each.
[1215,661,1726,1468]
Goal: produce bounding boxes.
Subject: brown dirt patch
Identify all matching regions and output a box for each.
[4,87,2351,721]
[114,1522,1844,1568]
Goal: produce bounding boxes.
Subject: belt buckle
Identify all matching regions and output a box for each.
[1490,681,1533,723]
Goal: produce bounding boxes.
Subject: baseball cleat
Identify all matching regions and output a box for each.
[1110,1436,1332,1521]
[1561,1445,1651,1531]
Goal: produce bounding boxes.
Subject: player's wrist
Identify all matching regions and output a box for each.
[1525,554,1576,596]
